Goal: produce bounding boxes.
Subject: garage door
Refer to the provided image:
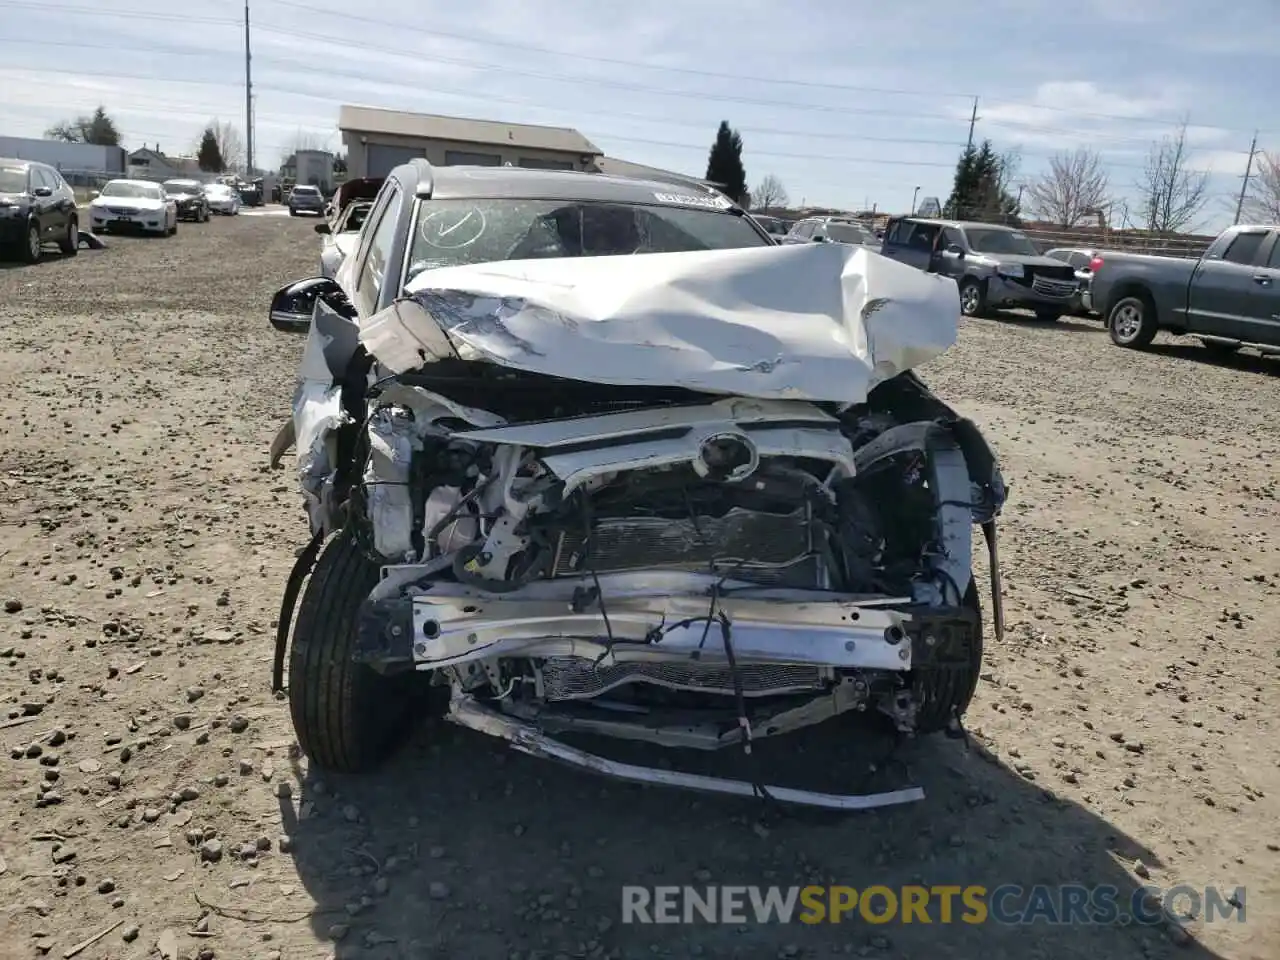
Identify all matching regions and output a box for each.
[365,144,426,178]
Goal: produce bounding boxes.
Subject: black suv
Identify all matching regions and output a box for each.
[162,179,211,222]
[0,158,80,263]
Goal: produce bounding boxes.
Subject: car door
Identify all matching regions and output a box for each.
[351,181,404,317]
[1185,229,1271,339]
[31,168,58,238]
[881,218,933,270]
[933,226,966,277]
[1249,231,1280,343]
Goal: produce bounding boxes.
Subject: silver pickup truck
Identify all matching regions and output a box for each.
[1091,224,1280,354]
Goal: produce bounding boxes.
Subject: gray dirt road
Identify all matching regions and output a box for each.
[0,214,1277,960]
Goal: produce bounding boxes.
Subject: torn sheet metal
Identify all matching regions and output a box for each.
[363,242,960,405]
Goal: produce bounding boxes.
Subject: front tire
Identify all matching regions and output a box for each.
[958,278,987,317]
[58,216,78,256]
[21,220,41,264]
[1108,294,1158,348]
[288,530,417,773]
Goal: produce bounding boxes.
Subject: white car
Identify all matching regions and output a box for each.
[88,180,177,236]
[203,182,241,215]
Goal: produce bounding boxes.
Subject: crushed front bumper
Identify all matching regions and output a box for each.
[354,569,987,811]
[449,694,927,811]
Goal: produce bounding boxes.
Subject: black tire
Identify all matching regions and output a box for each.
[913,582,984,735]
[289,209,299,217]
[58,216,78,256]
[288,530,417,772]
[21,220,41,264]
[958,278,987,317]
[1107,294,1158,348]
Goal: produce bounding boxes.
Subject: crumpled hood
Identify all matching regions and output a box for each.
[360,242,960,405]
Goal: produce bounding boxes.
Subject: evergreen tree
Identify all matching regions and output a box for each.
[45,105,121,146]
[705,121,747,202]
[197,128,226,173]
[945,140,1019,223]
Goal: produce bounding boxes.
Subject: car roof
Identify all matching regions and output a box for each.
[104,179,162,188]
[893,217,1022,232]
[0,157,33,170]
[402,161,743,211]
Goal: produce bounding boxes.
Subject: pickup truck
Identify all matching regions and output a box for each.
[1090,224,1280,354]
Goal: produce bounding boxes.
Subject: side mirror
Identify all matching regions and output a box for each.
[811,235,826,243]
[945,244,965,257]
[90,190,101,199]
[314,222,331,235]
[33,186,53,198]
[269,276,344,333]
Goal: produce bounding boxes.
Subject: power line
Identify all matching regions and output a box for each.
[3,30,1238,153]
[3,0,1268,138]
[3,62,1260,179]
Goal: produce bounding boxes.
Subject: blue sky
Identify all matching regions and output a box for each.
[2,0,1276,229]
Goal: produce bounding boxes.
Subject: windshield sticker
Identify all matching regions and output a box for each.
[652,191,733,210]
[420,207,487,250]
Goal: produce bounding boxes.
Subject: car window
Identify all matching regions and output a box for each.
[0,164,29,192]
[356,185,403,312]
[886,219,919,246]
[1267,234,1280,270]
[1221,231,1266,266]
[940,227,964,250]
[1067,252,1090,269]
[33,168,56,191]
[791,221,814,239]
[826,223,871,244]
[405,198,770,280]
[965,228,1038,256]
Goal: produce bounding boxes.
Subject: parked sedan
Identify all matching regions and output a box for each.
[288,184,326,216]
[0,157,80,262]
[203,182,241,215]
[88,180,178,236]
[162,179,211,223]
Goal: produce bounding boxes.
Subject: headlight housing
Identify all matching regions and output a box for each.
[996,263,1025,279]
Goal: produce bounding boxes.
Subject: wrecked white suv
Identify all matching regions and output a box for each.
[268,161,1006,810]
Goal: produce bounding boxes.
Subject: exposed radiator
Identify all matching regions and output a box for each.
[551,505,821,585]
[538,656,827,700]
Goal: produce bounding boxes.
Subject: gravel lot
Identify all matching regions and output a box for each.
[0,213,1277,960]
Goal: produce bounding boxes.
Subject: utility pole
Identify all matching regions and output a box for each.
[244,2,254,174]
[966,97,979,151]
[1233,131,1258,225]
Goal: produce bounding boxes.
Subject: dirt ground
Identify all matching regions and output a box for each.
[0,213,1277,960]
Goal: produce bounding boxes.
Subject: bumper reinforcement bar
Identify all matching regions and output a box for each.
[448,694,926,812]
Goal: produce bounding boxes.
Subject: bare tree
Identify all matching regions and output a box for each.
[752,173,789,210]
[1241,150,1280,224]
[1135,120,1210,233]
[209,120,244,171]
[279,130,330,167]
[1026,149,1111,227]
